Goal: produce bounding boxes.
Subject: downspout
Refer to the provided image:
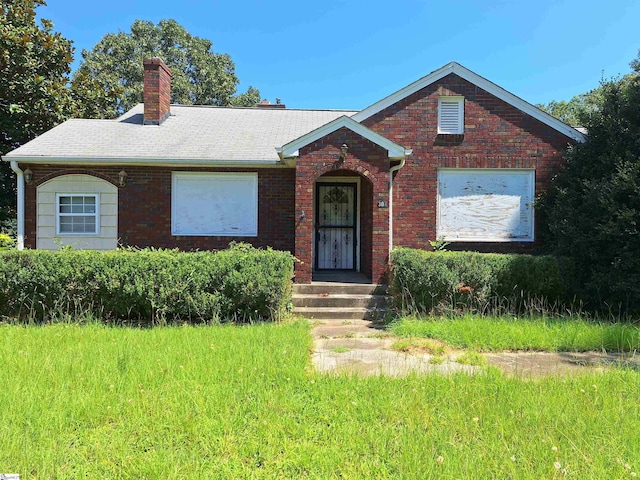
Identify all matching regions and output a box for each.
[9,161,25,250]
[388,150,411,253]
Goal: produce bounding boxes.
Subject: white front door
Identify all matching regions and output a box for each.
[315,183,357,270]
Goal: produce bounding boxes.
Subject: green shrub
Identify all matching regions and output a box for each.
[389,248,577,315]
[0,234,15,250]
[0,243,294,323]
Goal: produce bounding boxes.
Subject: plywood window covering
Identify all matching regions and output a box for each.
[437,169,534,242]
[56,194,99,234]
[438,96,464,134]
[171,172,258,236]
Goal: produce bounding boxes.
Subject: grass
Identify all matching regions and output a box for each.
[331,346,350,353]
[390,314,640,352]
[456,351,487,367]
[1,321,639,478]
[390,338,446,355]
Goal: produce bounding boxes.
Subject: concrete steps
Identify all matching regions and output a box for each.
[292,282,389,320]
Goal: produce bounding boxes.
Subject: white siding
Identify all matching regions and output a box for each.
[37,174,118,250]
[172,172,258,236]
[437,169,534,242]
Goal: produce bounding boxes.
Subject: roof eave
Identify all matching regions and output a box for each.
[2,155,291,168]
[279,115,408,160]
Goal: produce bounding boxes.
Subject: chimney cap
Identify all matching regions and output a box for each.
[143,57,172,76]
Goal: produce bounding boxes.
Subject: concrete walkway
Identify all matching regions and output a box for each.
[310,319,639,377]
[311,319,480,376]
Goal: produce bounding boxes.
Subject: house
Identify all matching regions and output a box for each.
[3,58,585,284]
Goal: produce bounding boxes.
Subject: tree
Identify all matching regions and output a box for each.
[72,19,260,118]
[537,90,603,126]
[0,0,74,231]
[538,51,640,314]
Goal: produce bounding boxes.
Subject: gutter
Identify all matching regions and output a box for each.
[388,149,412,253]
[4,155,289,168]
[9,161,25,250]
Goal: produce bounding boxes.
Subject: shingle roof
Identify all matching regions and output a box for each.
[5,104,357,164]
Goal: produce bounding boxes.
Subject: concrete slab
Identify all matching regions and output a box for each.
[307,317,640,378]
[486,351,640,377]
[312,348,479,377]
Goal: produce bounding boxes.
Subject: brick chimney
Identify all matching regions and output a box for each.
[143,58,172,125]
[257,98,286,109]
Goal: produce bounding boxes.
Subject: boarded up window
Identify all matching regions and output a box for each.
[437,169,534,242]
[172,172,258,236]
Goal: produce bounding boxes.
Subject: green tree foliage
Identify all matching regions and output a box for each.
[0,0,74,231]
[538,51,640,314]
[72,19,260,118]
[536,93,599,126]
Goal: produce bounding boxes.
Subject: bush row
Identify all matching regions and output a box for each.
[390,248,577,315]
[0,243,294,323]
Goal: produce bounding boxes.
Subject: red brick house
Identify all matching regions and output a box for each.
[3,58,584,284]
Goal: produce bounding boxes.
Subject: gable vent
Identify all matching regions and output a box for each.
[438,97,464,134]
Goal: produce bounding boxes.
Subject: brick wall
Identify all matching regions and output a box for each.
[24,165,295,252]
[143,58,172,125]
[295,127,389,284]
[362,73,576,252]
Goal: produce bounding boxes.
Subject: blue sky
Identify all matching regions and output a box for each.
[39,0,639,110]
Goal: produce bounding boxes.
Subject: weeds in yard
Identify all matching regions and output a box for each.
[1,321,639,478]
[390,314,640,352]
[456,351,487,367]
[331,346,350,353]
[391,338,447,355]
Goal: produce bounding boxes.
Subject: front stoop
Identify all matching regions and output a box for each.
[292,282,389,320]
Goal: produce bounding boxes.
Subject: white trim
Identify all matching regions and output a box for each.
[313,176,361,272]
[389,158,407,252]
[9,161,24,250]
[436,168,535,242]
[55,193,100,236]
[352,62,586,143]
[278,115,409,160]
[438,96,464,134]
[3,156,289,168]
[171,172,258,237]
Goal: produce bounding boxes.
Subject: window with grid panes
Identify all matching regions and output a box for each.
[56,194,99,234]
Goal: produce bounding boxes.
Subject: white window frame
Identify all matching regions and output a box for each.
[438,96,464,134]
[171,172,258,237]
[55,193,100,235]
[437,169,535,242]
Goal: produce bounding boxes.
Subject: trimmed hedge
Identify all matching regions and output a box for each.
[390,248,577,314]
[0,243,294,323]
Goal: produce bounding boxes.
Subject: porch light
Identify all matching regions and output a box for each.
[23,168,33,185]
[339,144,348,161]
[118,169,128,187]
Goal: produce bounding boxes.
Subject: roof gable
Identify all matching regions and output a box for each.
[352,62,586,143]
[277,115,410,161]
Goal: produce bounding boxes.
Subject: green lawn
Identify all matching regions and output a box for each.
[1,322,639,478]
[390,314,640,352]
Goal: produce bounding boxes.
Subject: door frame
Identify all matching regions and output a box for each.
[313,177,360,272]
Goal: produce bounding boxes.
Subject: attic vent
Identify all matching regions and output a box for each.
[438,96,464,134]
